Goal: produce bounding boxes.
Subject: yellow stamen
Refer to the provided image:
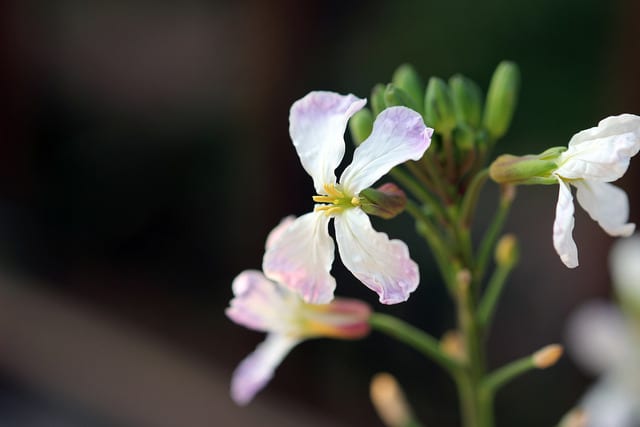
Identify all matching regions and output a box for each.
[351,197,360,206]
[323,183,345,198]
[313,195,337,203]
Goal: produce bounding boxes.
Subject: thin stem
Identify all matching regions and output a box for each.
[390,167,447,224]
[477,259,517,331]
[369,313,460,374]
[458,168,489,228]
[482,355,536,393]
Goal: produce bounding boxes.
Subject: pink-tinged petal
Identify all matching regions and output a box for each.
[265,216,296,250]
[230,333,300,405]
[289,91,366,193]
[226,270,299,333]
[565,300,628,376]
[340,107,433,194]
[556,114,640,182]
[334,208,419,304]
[553,179,579,268]
[301,297,371,339]
[263,211,336,304]
[575,180,636,237]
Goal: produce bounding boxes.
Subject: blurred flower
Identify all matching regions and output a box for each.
[263,91,432,304]
[227,217,371,405]
[565,234,640,426]
[552,114,640,268]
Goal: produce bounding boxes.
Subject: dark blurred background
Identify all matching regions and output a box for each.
[0,0,638,426]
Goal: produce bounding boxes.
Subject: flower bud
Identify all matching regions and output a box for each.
[489,153,559,185]
[349,108,374,146]
[449,74,483,129]
[359,183,407,219]
[495,234,519,267]
[424,77,456,136]
[370,83,387,116]
[453,123,476,153]
[384,83,420,112]
[370,372,412,427]
[483,61,520,140]
[532,344,563,369]
[392,63,424,114]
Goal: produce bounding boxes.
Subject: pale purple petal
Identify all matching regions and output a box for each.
[580,378,638,427]
[553,179,579,268]
[556,114,640,182]
[226,270,296,333]
[334,208,419,304]
[262,211,336,304]
[565,300,629,376]
[230,333,300,405]
[289,91,366,193]
[265,216,296,250]
[575,180,635,237]
[340,107,433,194]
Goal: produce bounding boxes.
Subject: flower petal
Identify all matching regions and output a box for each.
[575,180,635,237]
[553,179,579,268]
[226,270,300,333]
[334,208,419,304]
[265,216,296,250]
[289,91,366,193]
[579,377,638,427]
[340,107,433,194]
[565,300,629,376]
[262,211,336,304]
[555,114,640,182]
[301,297,371,339]
[609,234,640,307]
[230,333,300,405]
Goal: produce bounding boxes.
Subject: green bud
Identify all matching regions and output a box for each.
[449,74,483,129]
[392,63,424,114]
[489,149,564,185]
[370,84,387,116]
[483,61,520,140]
[453,124,475,153]
[384,83,419,111]
[424,77,456,136]
[349,108,374,146]
[495,234,519,267]
[359,183,407,219]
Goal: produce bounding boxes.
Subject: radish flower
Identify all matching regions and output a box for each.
[263,91,432,304]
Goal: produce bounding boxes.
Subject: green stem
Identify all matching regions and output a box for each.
[482,355,536,393]
[458,169,489,228]
[390,167,447,224]
[369,313,460,374]
[477,260,517,331]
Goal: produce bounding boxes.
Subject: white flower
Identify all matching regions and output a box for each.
[552,114,640,268]
[263,91,433,304]
[227,217,371,405]
[609,233,640,309]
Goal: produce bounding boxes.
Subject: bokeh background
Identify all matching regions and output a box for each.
[1,0,639,426]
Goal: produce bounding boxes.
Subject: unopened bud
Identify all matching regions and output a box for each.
[349,108,374,146]
[483,61,520,140]
[370,372,412,427]
[449,74,483,129]
[489,154,558,185]
[440,330,465,362]
[384,83,420,112]
[533,344,563,369]
[453,123,476,153]
[359,183,407,219]
[371,84,387,116]
[392,63,424,114]
[495,234,519,267]
[424,77,456,136]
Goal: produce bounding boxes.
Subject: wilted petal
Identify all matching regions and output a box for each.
[334,208,419,304]
[553,179,579,268]
[289,91,366,193]
[301,297,371,339]
[556,114,640,182]
[575,180,635,237]
[340,107,433,194]
[263,212,336,304]
[230,333,300,405]
[565,300,629,376]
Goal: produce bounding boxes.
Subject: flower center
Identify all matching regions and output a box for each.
[312,183,360,216]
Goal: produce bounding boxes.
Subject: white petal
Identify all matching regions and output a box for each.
[556,114,640,182]
[265,216,296,250]
[575,180,636,236]
[262,212,336,304]
[226,270,300,333]
[340,107,433,194]
[230,333,300,405]
[553,179,579,268]
[334,209,419,304]
[609,234,640,306]
[579,378,638,427]
[289,91,366,193]
[564,300,629,376]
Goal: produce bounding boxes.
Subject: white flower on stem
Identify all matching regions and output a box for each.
[552,114,640,268]
[263,91,433,304]
[227,217,371,405]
